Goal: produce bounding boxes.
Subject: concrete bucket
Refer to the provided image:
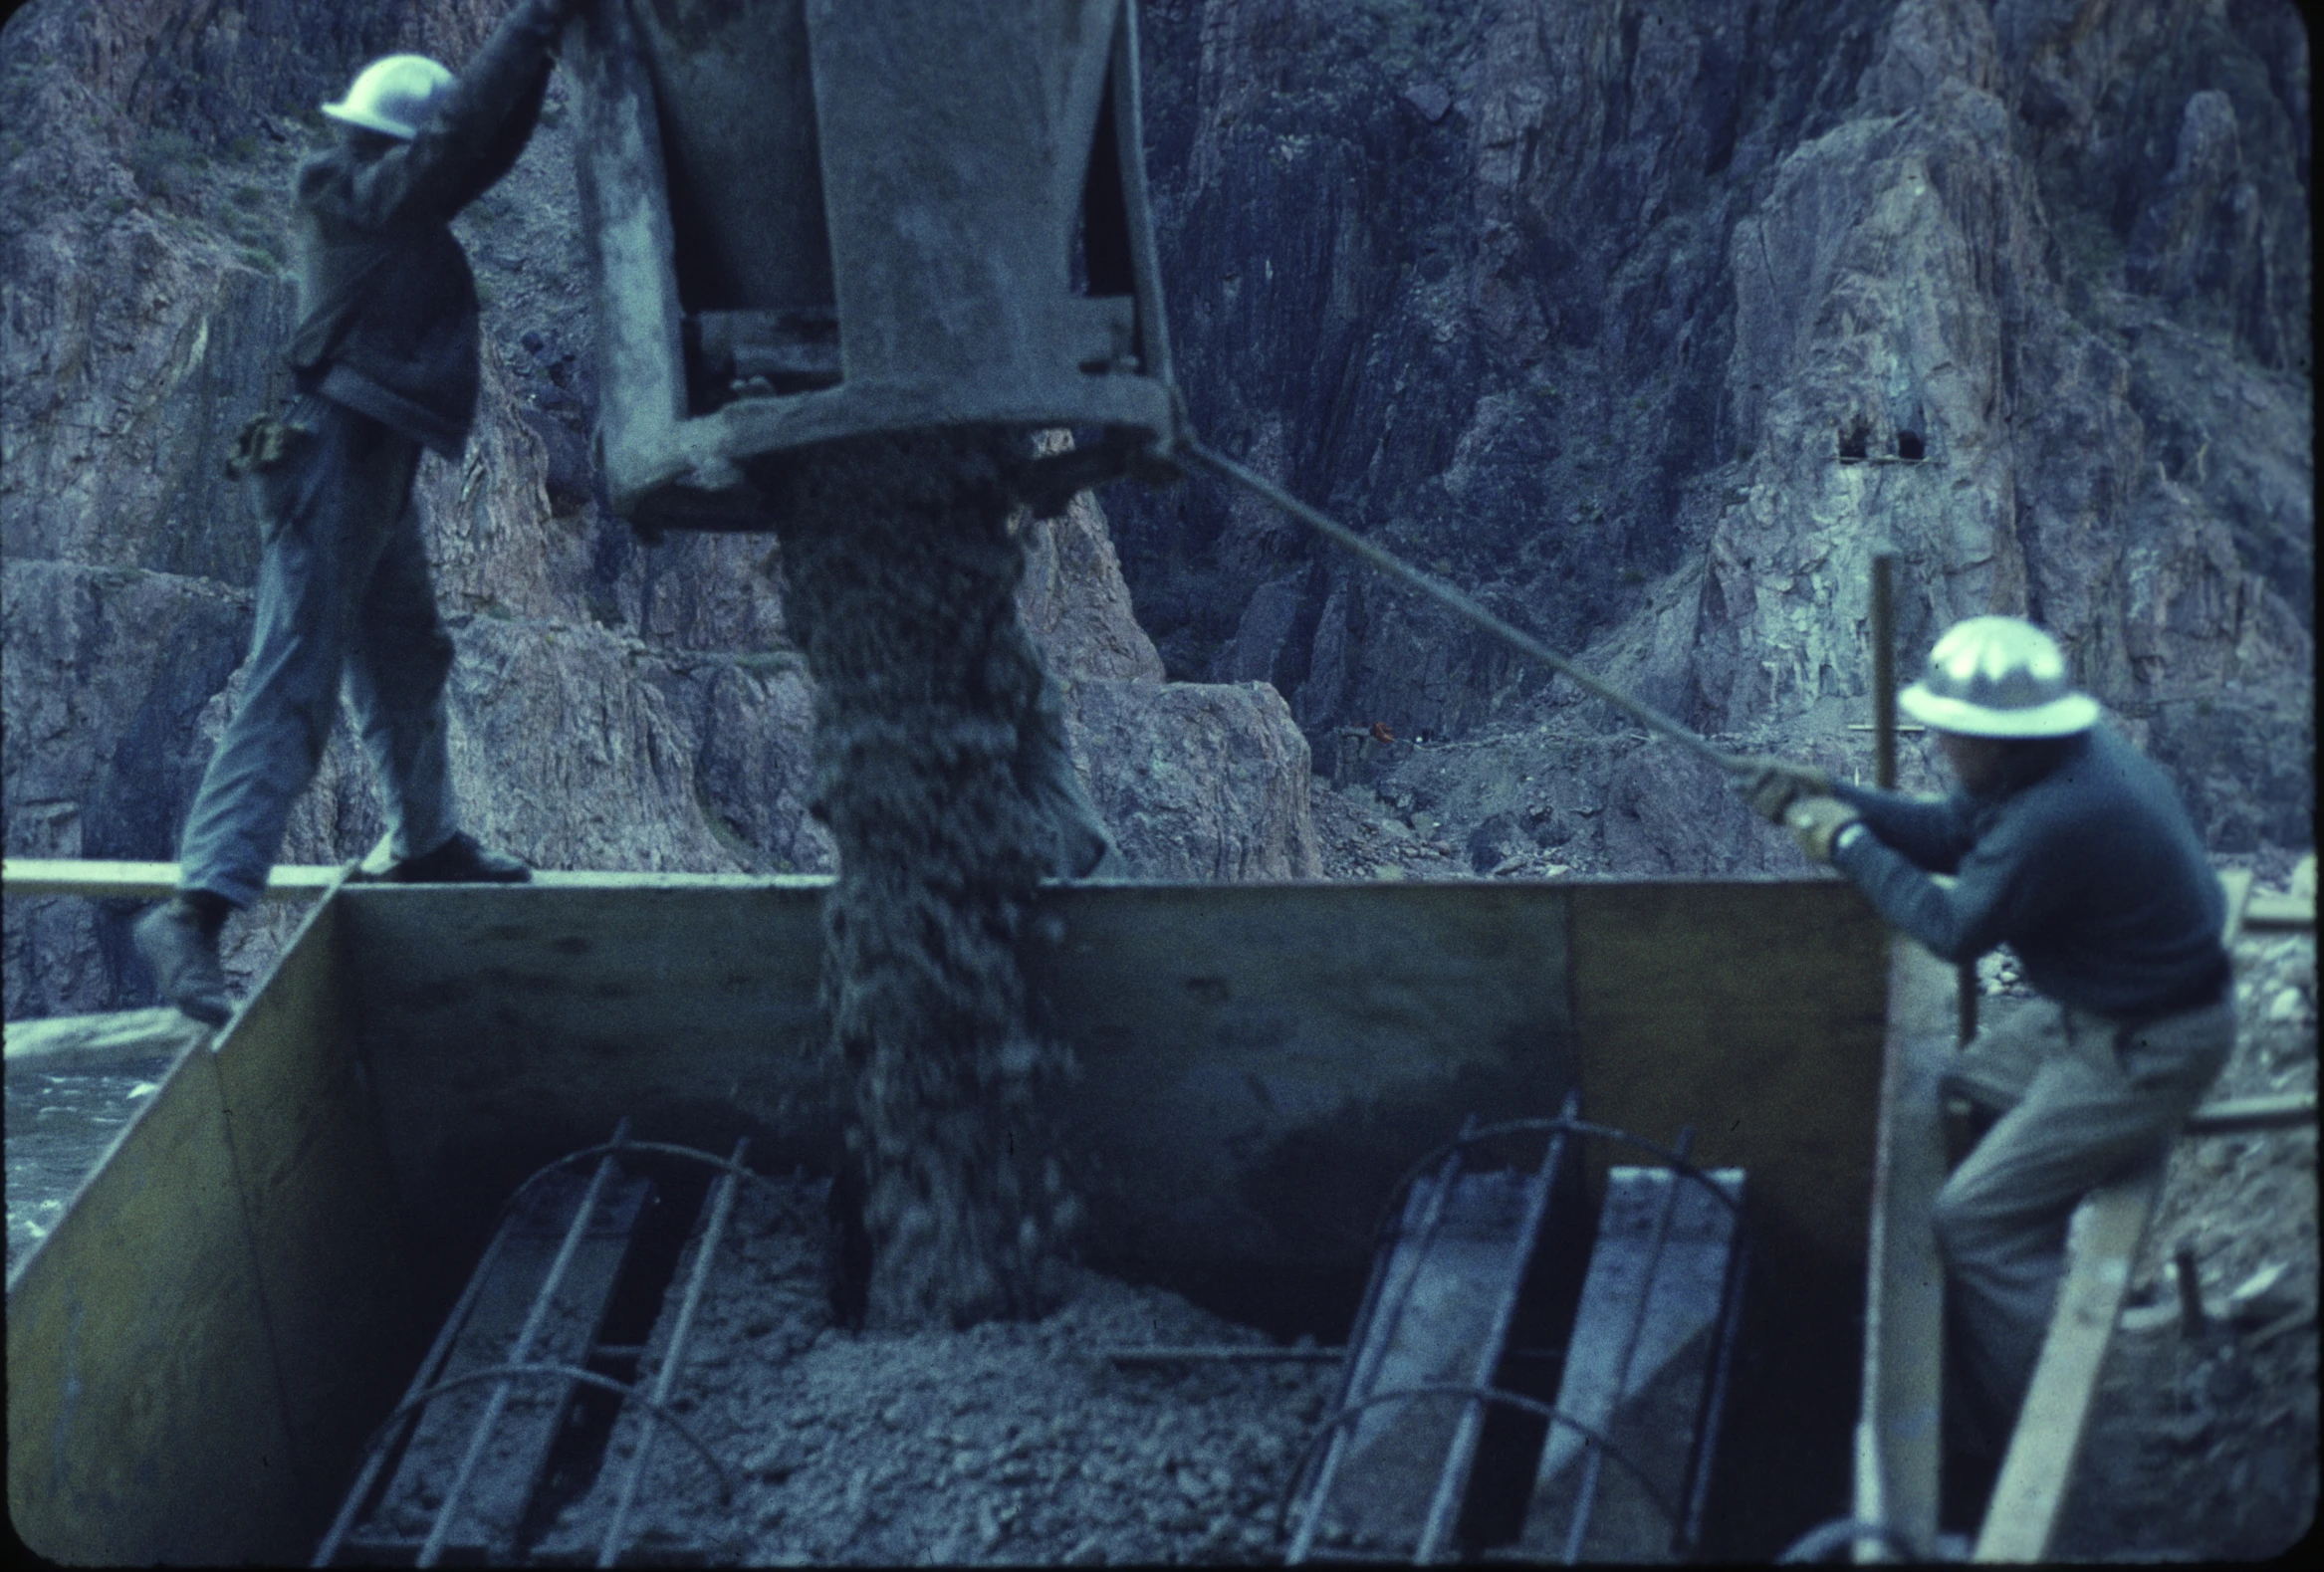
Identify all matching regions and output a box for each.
[569,0,1181,534]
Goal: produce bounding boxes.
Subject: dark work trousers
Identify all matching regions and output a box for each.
[1933,993,2233,1457]
[177,395,459,908]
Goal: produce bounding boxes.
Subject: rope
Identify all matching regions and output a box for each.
[1178,440,1749,776]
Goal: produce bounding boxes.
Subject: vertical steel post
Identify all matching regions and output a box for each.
[1871,553,1898,792]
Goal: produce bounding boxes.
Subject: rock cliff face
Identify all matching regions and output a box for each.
[1108,0,2310,854]
[0,0,1315,1019]
[1,1,2309,1019]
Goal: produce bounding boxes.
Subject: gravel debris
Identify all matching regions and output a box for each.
[541,1179,1334,1565]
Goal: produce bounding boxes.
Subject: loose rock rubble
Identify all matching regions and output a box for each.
[543,1180,1335,1565]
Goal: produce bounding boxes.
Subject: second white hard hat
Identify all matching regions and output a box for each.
[322,54,453,141]
[1898,615,2101,737]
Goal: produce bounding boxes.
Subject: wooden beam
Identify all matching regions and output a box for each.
[2244,892,2314,930]
[2183,1092,2316,1137]
[4,1009,211,1071]
[1,859,834,901]
[1973,1159,2166,1562]
[1854,940,1957,1560]
[1,859,344,902]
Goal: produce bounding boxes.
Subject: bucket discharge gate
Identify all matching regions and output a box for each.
[568,0,1182,535]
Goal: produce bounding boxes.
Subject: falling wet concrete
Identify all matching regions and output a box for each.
[769,426,1102,1331]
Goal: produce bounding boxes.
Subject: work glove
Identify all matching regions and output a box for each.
[1785,795,1863,864]
[1739,757,1833,823]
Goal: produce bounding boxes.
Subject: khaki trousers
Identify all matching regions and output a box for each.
[1933,993,2233,1456]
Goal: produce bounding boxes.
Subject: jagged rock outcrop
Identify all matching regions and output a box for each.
[1,0,2305,1014]
[1107,0,2310,852]
[0,0,1315,1019]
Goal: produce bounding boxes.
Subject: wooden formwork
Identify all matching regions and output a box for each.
[6,864,2298,1562]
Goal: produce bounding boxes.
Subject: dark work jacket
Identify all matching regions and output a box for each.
[285,0,565,457]
[1829,725,2228,1019]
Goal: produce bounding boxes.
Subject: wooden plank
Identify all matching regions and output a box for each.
[1569,881,1886,1558]
[5,1047,307,1563]
[1853,938,1958,1560]
[343,880,836,1277]
[1,857,345,901]
[1,857,830,900]
[1032,882,1576,1300]
[2243,892,2314,929]
[1973,1159,2166,1563]
[347,880,1581,1312]
[5,1008,212,1071]
[2184,1092,2316,1136]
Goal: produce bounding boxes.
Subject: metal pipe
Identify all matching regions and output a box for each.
[1180,442,1748,777]
[1417,1092,1579,1563]
[417,1127,633,1566]
[1871,553,1898,790]
[1563,1127,1697,1563]
[1106,1345,1346,1364]
[596,1138,752,1566]
[1289,1120,1472,1564]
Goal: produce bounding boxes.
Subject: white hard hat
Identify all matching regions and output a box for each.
[1898,615,2101,738]
[322,54,453,141]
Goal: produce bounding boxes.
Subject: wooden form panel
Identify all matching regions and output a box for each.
[1567,880,1887,1267]
[210,894,419,1547]
[345,880,833,1261]
[1567,878,1889,1557]
[1030,882,1577,1288]
[7,884,414,1564]
[348,879,1578,1294]
[6,1046,303,1564]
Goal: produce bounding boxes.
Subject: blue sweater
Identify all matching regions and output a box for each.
[1830,726,2228,1018]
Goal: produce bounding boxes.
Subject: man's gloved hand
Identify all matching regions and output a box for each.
[1739,757,1833,823]
[1785,795,1862,864]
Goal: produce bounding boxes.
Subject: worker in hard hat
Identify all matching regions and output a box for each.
[135,0,584,1025]
[1746,616,2233,1496]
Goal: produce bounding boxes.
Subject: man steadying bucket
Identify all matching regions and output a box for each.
[1747,616,2233,1483]
[136,0,583,1025]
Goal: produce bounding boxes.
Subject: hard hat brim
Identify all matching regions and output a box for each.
[321,101,420,140]
[1898,683,2101,738]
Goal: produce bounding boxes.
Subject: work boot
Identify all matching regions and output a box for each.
[133,895,232,1026]
[383,831,532,884]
